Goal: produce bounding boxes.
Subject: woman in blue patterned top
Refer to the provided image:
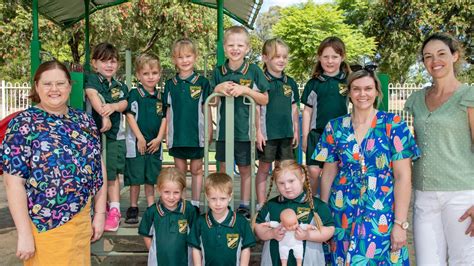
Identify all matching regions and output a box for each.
[1,61,107,265]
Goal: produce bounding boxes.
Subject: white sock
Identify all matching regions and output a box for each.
[191,200,200,207]
[240,201,250,207]
[256,204,262,211]
[109,202,120,210]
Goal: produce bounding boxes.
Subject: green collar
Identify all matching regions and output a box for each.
[220,59,250,76]
[264,70,288,83]
[136,83,158,98]
[316,71,346,82]
[277,191,309,204]
[156,199,186,217]
[205,207,237,228]
[172,72,199,85]
[96,72,122,87]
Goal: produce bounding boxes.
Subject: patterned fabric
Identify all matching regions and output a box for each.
[1,107,103,232]
[313,111,420,265]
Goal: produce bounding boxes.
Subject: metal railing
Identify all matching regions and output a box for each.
[0,81,31,119]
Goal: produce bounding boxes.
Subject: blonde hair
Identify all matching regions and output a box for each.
[311,36,351,78]
[224,25,250,45]
[157,167,186,191]
[262,38,289,71]
[172,38,198,58]
[265,160,323,229]
[347,70,383,108]
[135,53,161,73]
[205,173,233,196]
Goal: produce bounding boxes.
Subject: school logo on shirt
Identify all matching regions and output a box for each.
[239,79,252,88]
[296,207,311,222]
[338,83,348,96]
[178,220,188,234]
[111,87,123,100]
[226,233,240,249]
[283,85,292,97]
[156,102,163,115]
[190,86,202,99]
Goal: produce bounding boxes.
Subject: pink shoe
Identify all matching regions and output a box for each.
[104,207,121,232]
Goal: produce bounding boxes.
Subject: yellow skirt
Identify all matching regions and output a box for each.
[25,200,92,266]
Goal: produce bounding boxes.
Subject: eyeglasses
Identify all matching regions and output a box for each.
[350,64,378,73]
[39,81,69,90]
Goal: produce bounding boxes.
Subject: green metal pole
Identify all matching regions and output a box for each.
[216,0,225,65]
[125,49,132,89]
[378,73,389,111]
[30,0,41,80]
[84,0,91,71]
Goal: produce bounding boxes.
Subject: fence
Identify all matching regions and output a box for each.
[1,80,31,119]
[387,83,425,129]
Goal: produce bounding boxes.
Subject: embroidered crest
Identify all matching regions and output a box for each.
[239,79,252,88]
[156,102,163,115]
[111,87,122,100]
[178,220,188,234]
[226,233,239,249]
[189,86,202,99]
[283,85,292,97]
[296,207,311,222]
[338,83,348,96]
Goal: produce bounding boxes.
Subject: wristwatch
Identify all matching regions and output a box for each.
[394,219,409,230]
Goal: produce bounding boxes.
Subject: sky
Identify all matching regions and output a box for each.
[260,0,334,13]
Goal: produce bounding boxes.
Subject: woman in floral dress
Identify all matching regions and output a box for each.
[313,68,420,265]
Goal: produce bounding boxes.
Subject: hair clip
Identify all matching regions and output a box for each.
[350,64,378,73]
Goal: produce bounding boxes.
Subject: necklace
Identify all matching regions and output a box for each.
[353,109,377,175]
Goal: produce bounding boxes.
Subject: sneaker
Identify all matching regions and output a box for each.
[236,206,251,220]
[125,207,139,224]
[104,207,121,232]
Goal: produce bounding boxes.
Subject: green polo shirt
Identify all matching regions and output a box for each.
[211,60,269,141]
[256,192,334,266]
[139,200,198,266]
[164,73,210,148]
[260,71,300,140]
[188,208,256,266]
[85,72,128,140]
[301,72,347,133]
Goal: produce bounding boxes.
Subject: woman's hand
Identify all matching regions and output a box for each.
[390,224,407,251]
[459,205,474,237]
[16,232,35,261]
[91,213,106,242]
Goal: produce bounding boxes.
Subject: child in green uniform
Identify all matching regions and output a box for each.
[212,26,270,218]
[139,167,199,265]
[254,160,335,266]
[85,42,128,232]
[301,37,350,192]
[164,38,211,209]
[124,53,167,224]
[188,173,256,266]
[256,38,300,210]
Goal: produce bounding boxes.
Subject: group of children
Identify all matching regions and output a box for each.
[86,25,351,264]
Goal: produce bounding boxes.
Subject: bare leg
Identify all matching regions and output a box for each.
[144,184,155,206]
[129,185,140,207]
[308,166,321,194]
[108,178,120,203]
[219,161,226,173]
[296,258,302,266]
[256,161,272,205]
[174,157,188,197]
[190,159,203,202]
[281,259,288,266]
[239,165,251,202]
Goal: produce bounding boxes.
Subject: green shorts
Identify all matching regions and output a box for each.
[306,130,323,167]
[216,141,253,166]
[105,138,125,181]
[258,138,295,163]
[169,147,204,160]
[124,150,162,186]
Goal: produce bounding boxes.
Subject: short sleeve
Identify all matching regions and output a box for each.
[201,78,212,105]
[126,89,138,115]
[240,216,257,249]
[84,73,100,91]
[301,80,316,107]
[119,83,129,102]
[289,79,300,104]
[85,113,104,194]
[388,114,420,161]
[460,85,474,108]
[313,198,334,227]
[187,203,199,230]
[210,68,220,91]
[403,91,417,114]
[187,216,203,249]
[255,203,271,224]
[253,66,270,93]
[312,121,338,163]
[138,206,154,237]
[1,114,32,179]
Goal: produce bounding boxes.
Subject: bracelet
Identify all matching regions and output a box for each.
[94,212,106,215]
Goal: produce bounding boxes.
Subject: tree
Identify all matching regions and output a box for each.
[337,0,473,83]
[255,6,282,41]
[271,1,376,82]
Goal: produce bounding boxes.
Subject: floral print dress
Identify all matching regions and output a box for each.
[313,111,419,265]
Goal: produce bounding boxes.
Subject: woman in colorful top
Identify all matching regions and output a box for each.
[1,61,106,265]
[404,33,474,265]
[313,69,420,265]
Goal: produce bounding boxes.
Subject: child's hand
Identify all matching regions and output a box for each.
[256,131,266,152]
[295,226,310,241]
[100,117,112,133]
[100,103,115,117]
[137,136,147,155]
[215,81,235,96]
[228,84,249,97]
[147,137,162,154]
[270,225,285,241]
[292,131,299,149]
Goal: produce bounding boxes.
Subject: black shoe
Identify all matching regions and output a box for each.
[125,207,139,224]
[236,207,251,220]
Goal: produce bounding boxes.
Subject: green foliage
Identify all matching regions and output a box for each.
[337,0,473,83]
[271,1,376,82]
[255,5,281,40]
